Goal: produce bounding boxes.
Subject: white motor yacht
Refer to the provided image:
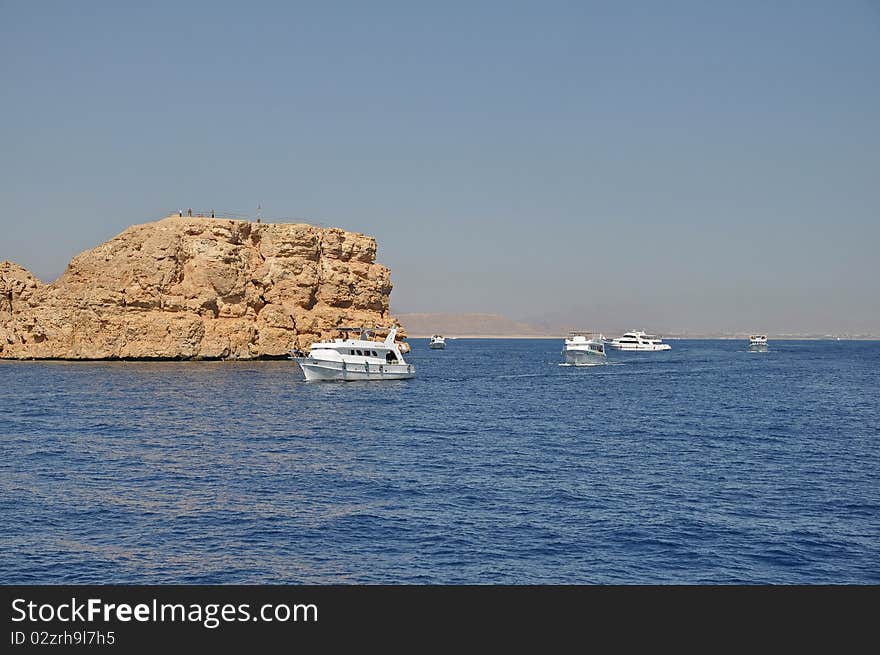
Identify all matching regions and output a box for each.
[562,332,607,365]
[748,334,768,350]
[293,326,415,381]
[429,334,446,349]
[606,330,672,351]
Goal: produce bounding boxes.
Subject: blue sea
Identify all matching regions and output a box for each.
[1,339,878,584]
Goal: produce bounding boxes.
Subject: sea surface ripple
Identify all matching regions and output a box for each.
[1,339,878,583]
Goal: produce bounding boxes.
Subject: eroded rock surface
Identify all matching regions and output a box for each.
[0,216,400,359]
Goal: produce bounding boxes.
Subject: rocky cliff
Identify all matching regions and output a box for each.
[0,215,400,359]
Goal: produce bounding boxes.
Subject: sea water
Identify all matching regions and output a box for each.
[1,339,878,583]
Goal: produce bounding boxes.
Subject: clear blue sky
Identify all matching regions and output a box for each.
[2,1,878,334]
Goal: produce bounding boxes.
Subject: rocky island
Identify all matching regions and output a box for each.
[0,215,401,359]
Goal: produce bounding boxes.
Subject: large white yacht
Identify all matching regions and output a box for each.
[293,326,415,381]
[562,332,607,365]
[606,331,672,351]
[430,335,446,349]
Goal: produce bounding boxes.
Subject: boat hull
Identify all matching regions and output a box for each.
[607,343,671,352]
[297,358,415,381]
[430,342,446,349]
[562,349,606,365]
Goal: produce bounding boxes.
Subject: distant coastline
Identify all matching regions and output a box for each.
[406,334,558,339]
[405,333,879,340]
[396,313,878,340]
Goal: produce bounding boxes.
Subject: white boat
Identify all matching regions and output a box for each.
[562,332,607,365]
[293,326,415,381]
[429,334,446,349]
[748,334,768,350]
[606,330,671,351]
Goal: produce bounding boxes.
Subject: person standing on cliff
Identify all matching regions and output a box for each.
[187,208,192,217]
[178,209,182,217]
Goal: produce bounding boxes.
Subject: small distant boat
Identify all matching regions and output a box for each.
[429,335,446,349]
[606,331,671,352]
[293,326,415,381]
[562,332,606,365]
[748,334,768,351]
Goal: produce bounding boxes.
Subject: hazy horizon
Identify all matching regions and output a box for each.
[2,1,878,334]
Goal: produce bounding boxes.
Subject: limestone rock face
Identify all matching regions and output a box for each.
[0,216,401,359]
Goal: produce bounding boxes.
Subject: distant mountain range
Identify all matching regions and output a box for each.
[394,313,552,337]
[394,312,877,340]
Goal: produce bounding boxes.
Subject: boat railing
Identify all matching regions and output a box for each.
[334,325,404,341]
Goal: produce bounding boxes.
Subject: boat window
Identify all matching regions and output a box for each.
[350,349,355,355]
[356,350,363,355]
